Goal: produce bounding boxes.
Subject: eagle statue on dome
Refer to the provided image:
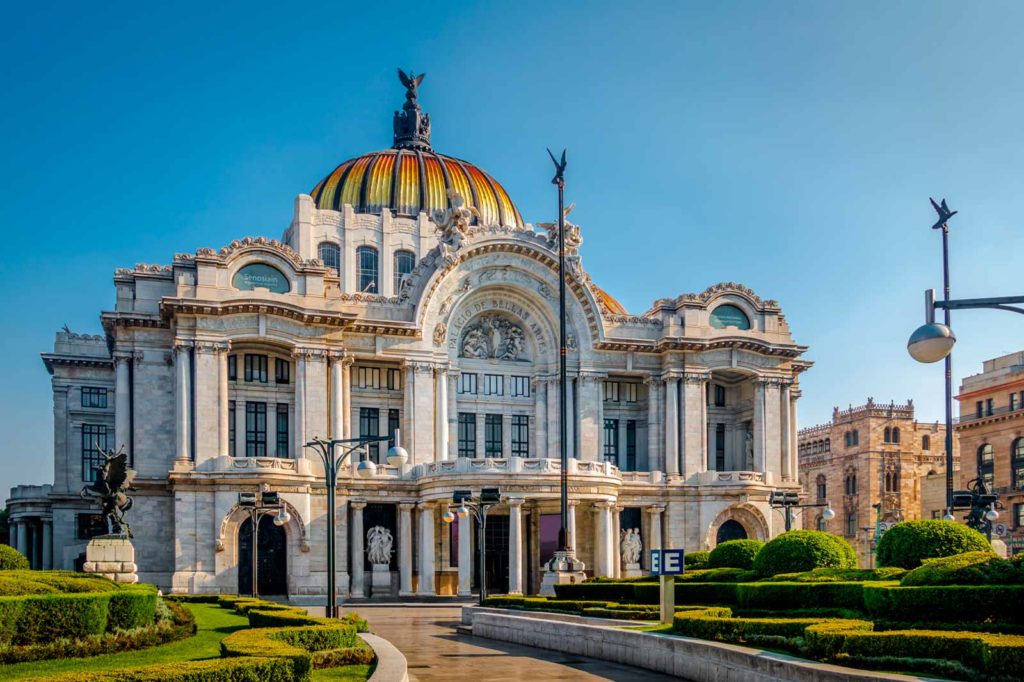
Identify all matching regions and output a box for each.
[81,444,137,538]
[397,69,425,102]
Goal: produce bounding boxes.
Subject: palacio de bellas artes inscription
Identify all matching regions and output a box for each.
[8,70,808,601]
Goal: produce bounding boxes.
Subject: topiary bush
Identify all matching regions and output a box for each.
[708,539,764,570]
[686,550,710,570]
[0,544,29,571]
[753,531,857,578]
[759,567,907,583]
[901,551,1023,586]
[876,520,992,569]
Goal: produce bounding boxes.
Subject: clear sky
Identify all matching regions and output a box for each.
[2,1,1022,497]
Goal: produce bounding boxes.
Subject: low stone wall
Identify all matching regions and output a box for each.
[463,608,930,682]
[362,632,408,682]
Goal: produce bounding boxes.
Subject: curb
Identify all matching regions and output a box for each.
[361,632,409,682]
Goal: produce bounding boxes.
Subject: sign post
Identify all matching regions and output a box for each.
[650,548,684,624]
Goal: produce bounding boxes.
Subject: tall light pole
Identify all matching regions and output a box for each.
[906,198,1023,522]
[768,490,834,532]
[441,488,501,604]
[304,433,398,618]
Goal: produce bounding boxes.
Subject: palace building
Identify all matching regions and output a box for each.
[7,75,809,598]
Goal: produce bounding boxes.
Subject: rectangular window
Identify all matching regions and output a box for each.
[228,354,237,381]
[388,409,400,447]
[76,513,107,540]
[1016,503,1024,529]
[358,367,381,389]
[986,398,994,416]
[387,368,402,391]
[484,374,504,396]
[623,383,638,403]
[244,354,268,383]
[245,402,267,456]
[81,424,109,482]
[604,381,620,402]
[81,387,107,408]
[625,420,637,471]
[510,415,529,456]
[229,400,236,457]
[359,407,380,463]
[275,358,290,384]
[976,400,984,418]
[603,418,619,464]
[846,512,858,537]
[276,404,288,457]
[714,385,726,407]
[458,373,478,395]
[484,414,503,456]
[1012,393,1019,411]
[458,413,476,457]
[715,423,726,471]
[511,376,530,398]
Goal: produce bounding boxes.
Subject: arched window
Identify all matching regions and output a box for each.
[318,242,340,275]
[1013,438,1024,490]
[893,427,901,444]
[393,249,415,294]
[844,432,851,447]
[816,515,827,531]
[825,438,831,452]
[851,473,857,494]
[978,443,995,489]
[884,427,891,443]
[356,246,379,293]
[709,304,751,330]
[885,472,892,492]
[922,435,930,451]
[815,474,827,499]
[852,430,860,446]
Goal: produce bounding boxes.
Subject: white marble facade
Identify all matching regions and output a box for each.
[7,87,810,598]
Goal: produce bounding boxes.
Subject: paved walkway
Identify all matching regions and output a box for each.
[338,604,680,681]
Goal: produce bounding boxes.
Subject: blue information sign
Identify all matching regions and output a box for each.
[649,549,685,576]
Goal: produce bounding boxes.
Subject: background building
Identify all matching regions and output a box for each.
[6,76,809,598]
[798,399,949,566]
[955,351,1024,555]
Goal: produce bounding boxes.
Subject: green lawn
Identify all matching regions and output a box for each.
[312,664,375,680]
[3,603,249,681]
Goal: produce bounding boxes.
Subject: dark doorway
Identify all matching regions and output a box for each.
[362,504,397,571]
[473,514,510,594]
[238,515,288,596]
[715,519,748,545]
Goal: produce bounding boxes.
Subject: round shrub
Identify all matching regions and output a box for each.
[753,530,857,578]
[708,539,764,570]
[0,545,29,571]
[685,550,710,570]
[875,520,992,569]
[901,550,1023,586]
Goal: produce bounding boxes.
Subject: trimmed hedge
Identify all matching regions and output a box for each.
[760,567,906,583]
[673,606,871,648]
[676,568,755,583]
[554,580,739,605]
[901,550,1023,586]
[753,531,858,578]
[736,581,874,610]
[221,623,358,680]
[0,571,118,596]
[30,657,295,682]
[875,520,992,569]
[863,584,1024,624]
[107,584,159,630]
[685,550,710,570]
[0,544,29,570]
[708,539,763,570]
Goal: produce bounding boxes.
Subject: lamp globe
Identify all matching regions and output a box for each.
[907,323,956,363]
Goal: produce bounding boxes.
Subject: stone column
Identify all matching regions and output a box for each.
[458,511,472,595]
[790,390,800,482]
[341,358,353,439]
[447,372,458,459]
[753,379,766,473]
[31,525,41,569]
[546,378,559,458]
[234,399,246,457]
[293,350,307,460]
[578,374,601,461]
[566,377,576,457]
[764,380,782,479]
[114,354,131,451]
[217,345,230,456]
[507,498,524,595]
[42,520,52,570]
[330,353,345,439]
[435,367,448,462]
[612,506,622,579]
[417,502,436,595]
[663,375,680,475]
[403,362,415,458]
[15,520,28,559]
[567,499,579,551]
[475,413,486,458]
[780,383,792,480]
[645,377,662,472]
[8,522,15,551]
[593,501,614,577]
[398,503,414,596]
[174,342,192,463]
[335,498,350,595]
[682,373,709,477]
[533,378,547,458]
[350,501,366,598]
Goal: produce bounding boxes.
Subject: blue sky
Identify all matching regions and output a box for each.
[2,1,1022,496]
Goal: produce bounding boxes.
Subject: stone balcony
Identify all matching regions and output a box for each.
[411,457,620,479]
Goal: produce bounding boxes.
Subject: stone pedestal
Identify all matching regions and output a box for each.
[539,550,587,596]
[371,563,391,597]
[623,562,643,579]
[83,536,138,584]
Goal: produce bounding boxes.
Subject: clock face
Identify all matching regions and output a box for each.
[232,263,290,294]
[709,304,751,330]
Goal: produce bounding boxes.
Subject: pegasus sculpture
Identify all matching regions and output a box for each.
[81,444,137,538]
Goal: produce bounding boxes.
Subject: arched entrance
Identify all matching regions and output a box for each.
[238,515,287,596]
[715,519,748,544]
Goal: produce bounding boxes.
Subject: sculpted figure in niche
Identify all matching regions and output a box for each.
[745,424,754,470]
[620,528,642,566]
[459,315,528,361]
[461,325,492,359]
[366,526,394,565]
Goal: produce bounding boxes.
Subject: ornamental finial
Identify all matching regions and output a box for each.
[393,69,431,150]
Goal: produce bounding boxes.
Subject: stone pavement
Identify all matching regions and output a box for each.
[337,604,682,681]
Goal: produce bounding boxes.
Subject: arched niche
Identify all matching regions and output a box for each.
[704,504,769,549]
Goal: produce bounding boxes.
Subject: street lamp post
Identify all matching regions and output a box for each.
[238,488,290,599]
[769,490,835,532]
[906,198,1023,524]
[304,433,400,618]
[442,488,501,605]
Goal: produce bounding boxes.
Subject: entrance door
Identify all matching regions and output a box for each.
[473,515,510,594]
[238,515,288,596]
[715,519,748,545]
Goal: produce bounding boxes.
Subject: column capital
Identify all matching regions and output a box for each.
[173,339,194,354]
[506,497,526,508]
[755,375,790,387]
[681,371,711,384]
[660,370,683,383]
[578,371,605,384]
[329,349,350,363]
[404,361,434,375]
[416,501,435,512]
[643,375,663,386]
[350,500,367,510]
[195,340,230,355]
[398,502,416,512]
[593,499,615,510]
[567,498,581,508]
[433,365,449,378]
[646,503,667,513]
